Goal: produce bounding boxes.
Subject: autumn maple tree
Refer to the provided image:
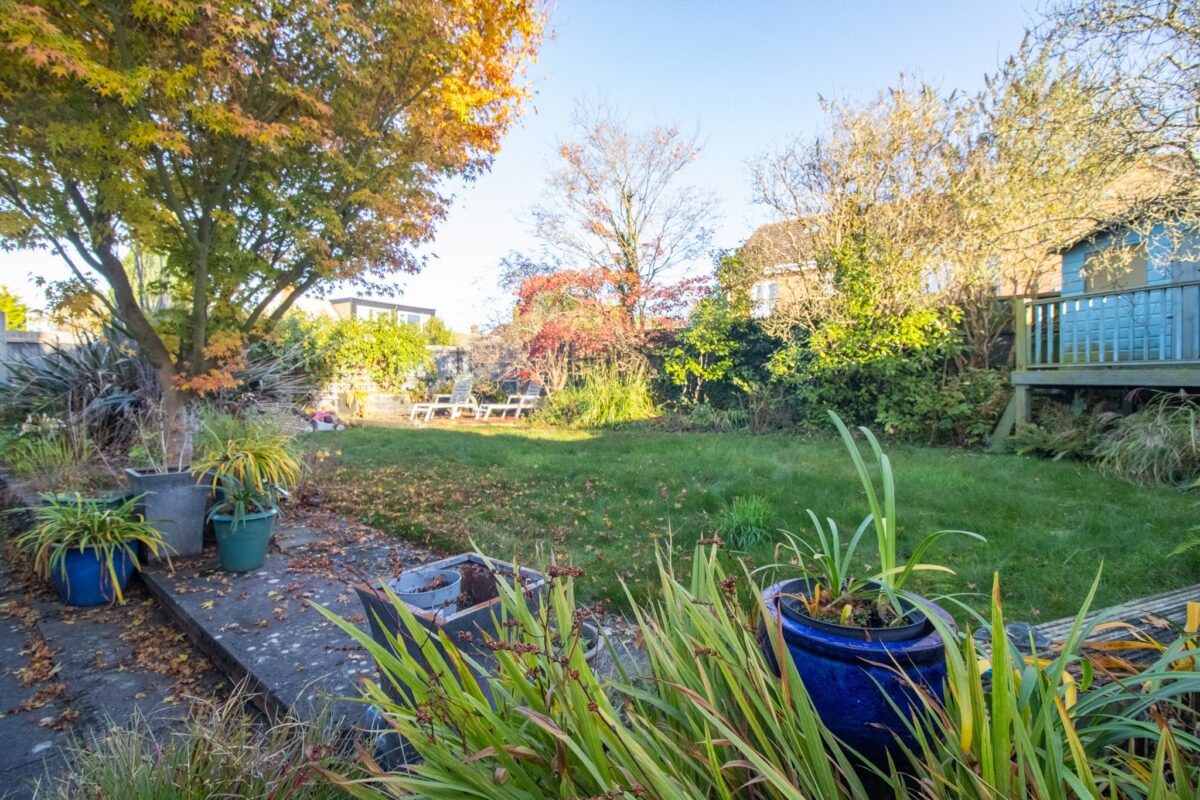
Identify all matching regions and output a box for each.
[0,0,543,442]
[498,259,706,391]
[487,101,714,388]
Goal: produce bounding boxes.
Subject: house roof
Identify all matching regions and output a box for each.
[741,160,1199,265]
[1052,158,1199,253]
[739,219,818,269]
[328,297,437,315]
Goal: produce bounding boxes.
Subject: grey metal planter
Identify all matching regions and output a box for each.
[124,467,208,559]
[386,567,463,617]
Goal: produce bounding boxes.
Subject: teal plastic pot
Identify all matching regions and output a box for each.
[212,509,277,572]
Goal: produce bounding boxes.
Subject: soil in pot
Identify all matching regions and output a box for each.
[778,579,930,642]
[453,561,507,608]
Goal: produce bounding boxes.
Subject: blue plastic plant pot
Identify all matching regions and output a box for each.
[50,545,136,606]
[212,509,277,572]
[760,578,954,763]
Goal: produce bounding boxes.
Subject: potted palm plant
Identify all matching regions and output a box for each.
[16,493,172,606]
[759,411,983,762]
[191,417,301,573]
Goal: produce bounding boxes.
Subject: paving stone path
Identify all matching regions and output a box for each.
[140,505,437,725]
[140,504,646,728]
[0,554,224,800]
[0,482,644,798]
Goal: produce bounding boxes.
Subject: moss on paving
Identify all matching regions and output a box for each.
[313,424,1197,621]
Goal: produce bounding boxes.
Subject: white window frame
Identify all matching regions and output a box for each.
[750,280,778,318]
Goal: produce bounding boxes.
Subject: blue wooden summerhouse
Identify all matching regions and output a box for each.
[1003,218,1200,431]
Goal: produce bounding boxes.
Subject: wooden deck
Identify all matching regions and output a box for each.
[992,292,1200,442]
[1033,583,1200,642]
[1030,583,1200,672]
[1011,365,1200,388]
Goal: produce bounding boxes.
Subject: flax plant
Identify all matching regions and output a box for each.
[628,543,875,799]
[771,411,982,626]
[191,412,302,523]
[890,572,1200,799]
[316,560,710,798]
[827,410,982,599]
[316,546,880,799]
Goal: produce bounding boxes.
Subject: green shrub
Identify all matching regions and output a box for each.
[661,296,764,405]
[715,494,771,549]
[885,367,1010,446]
[328,317,431,392]
[1094,393,1200,487]
[0,327,156,450]
[656,296,777,411]
[1010,401,1119,460]
[539,364,658,428]
[770,333,1007,446]
[743,387,794,432]
[46,690,357,798]
[264,313,431,393]
[423,315,456,345]
[2,419,111,493]
[5,432,77,478]
[660,402,747,432]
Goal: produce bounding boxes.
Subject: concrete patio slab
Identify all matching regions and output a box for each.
[139,506,436,725]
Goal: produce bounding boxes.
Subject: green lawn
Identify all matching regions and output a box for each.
[312,424,1198,621]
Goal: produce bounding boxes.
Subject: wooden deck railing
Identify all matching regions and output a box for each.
[1016,280,1200,369]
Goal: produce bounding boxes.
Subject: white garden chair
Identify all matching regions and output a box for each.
[479,381,543,420]
[409,376,478,422]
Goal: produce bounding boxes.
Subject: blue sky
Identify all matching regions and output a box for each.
[1,1,1036,330]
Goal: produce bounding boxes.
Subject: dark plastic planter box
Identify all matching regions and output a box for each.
[355,555,599,772]
[355,553,549,704]
[43,492,130,510]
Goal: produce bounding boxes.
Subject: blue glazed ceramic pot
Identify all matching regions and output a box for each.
[761,578,953,762]
[50,545,136,606]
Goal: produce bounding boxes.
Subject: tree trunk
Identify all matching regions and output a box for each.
[189,241,210,375]
[94,249,192,465]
